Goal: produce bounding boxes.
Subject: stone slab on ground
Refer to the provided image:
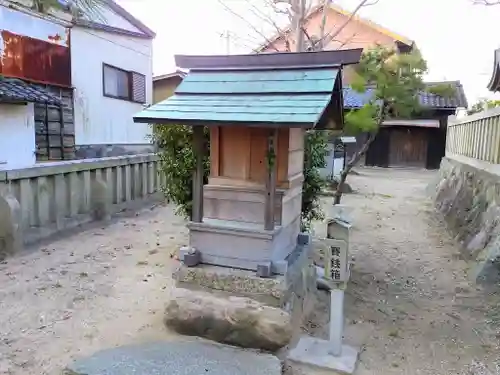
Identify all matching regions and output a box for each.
[164,287,292,352]
[64,340,281,375]
[287,336,359,375]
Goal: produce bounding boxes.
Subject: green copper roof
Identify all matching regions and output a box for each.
[135,68,340,127]
[134,50,363,128]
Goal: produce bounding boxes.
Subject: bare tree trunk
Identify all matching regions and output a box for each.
[292,0,306,51]
[318,0,332,50]
[333,132,375,204]
[334,104,386,205]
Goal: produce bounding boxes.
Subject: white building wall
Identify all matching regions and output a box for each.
[71,26,153,148]
[0,104,36,169]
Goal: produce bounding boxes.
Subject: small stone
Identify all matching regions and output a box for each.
[164,288,292,352]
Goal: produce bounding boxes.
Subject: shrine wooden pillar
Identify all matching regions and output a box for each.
[192,125,204,223]
[264,129,278,231]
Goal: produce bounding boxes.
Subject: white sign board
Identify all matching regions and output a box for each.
[323,239,348,283]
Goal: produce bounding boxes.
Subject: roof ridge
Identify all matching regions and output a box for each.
[153,70,187,82]
[424,80,462,85]
[325,3,412,47]
[104,0,155,38]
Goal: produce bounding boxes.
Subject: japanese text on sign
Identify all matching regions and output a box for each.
[323,239,348,283]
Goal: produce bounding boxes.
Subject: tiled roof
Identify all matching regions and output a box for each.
[343,87,379,108]
[343,81,468,110]
[0,79,62,105]
[72,1,155,39]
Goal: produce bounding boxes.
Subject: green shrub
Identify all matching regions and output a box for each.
[301,130,328,230]
[150,125,210,219]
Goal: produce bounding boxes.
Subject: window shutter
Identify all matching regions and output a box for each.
[131,72,146,103]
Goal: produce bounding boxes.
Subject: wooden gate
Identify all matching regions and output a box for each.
[388,127,428,168]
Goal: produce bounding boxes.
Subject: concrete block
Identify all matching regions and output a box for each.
[36,176,51,226]
[67,172,80,216]
[257,262,272,278]
[115,166,123,204]
[91,178,111,221]
[82,170,91,213]
[288,336,359,374]
[54,173,66,229]
[184,248,201,267]
[0,192,22,260]
[124,165,132,202]
[141,163,148,197]
[297,232,310,245]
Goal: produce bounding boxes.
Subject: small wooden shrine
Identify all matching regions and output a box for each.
[134,49,362,274]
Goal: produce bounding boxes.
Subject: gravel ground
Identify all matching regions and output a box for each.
[294,168,500,375]
[0,203,188,375]
[1,168,499,375]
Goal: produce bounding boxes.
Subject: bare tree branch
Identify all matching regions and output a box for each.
[472,0,500,4]
[318,0,332,50]
[333,32,358,50]
[301,25,315,49]
[217,0,281,52]
[244,0,285,37]
[320,0,379,47]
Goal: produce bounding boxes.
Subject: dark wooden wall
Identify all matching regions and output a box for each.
[34,85,75,161]
[363,110,454,170]
[365,128,390,167]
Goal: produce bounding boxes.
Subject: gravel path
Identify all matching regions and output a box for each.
[0,203,188,375]
[303,168,500,375]
[1,168,499,375]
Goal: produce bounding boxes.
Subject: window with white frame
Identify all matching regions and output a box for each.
[102,63,146,103]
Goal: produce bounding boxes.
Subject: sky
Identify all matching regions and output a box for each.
[118,0,500,107]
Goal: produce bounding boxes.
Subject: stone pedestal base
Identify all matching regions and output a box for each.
[288,336,359,374]
[168,239,317,352]
[186,217,300,273]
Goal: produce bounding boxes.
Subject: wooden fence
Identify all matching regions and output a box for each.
[446,107,500,163]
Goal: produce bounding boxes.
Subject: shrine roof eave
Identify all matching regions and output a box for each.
[134,50,361,129]
[174,49,363,71]
[133,117,320,128]
[487,49,500,92]
[135,71,349,129]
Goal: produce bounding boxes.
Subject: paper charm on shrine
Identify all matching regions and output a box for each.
[323,238,348,283]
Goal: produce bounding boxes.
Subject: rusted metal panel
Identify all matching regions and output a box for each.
[0,6,71,86]
[0,30,71,87]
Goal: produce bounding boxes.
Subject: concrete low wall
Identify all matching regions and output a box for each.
[0,153,164,259]
[432,153,500,283]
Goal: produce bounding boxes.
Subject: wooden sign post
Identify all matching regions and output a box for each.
[323,238,349,357]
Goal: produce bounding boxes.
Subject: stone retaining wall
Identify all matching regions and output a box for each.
[433,153,500,283]
[0,153,164,259]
